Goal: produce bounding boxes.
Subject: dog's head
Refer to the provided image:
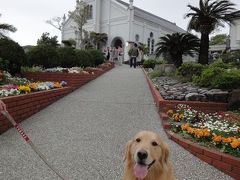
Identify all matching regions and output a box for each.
[124,131,170,179]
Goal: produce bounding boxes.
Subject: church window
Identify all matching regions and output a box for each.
[86,5,93,20]
[147,38,151,54]
[150,32,153,38]
[135,34,140,42]
[151,39,155,54]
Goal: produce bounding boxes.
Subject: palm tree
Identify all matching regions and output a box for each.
[186,0,240,64]
[155,33,200,68]
[0,14,17,38]
[90,32,108,49]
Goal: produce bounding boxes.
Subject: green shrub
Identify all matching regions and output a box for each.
[27,44,60,68]
[143,59,157,69]
[193,60,240,89]
[87,49,105,66]
[221,50,240,65]
[211,69,240,89]
[75,50,94,67]
[57,47,77,68]
[194,66,225,87]
[178,63,205,80]
[0,38,26,75]
[148,70,164,78]
[0,58,9,71]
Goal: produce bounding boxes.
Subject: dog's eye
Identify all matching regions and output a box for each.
[136,138,141,142]
[152,141,158,146]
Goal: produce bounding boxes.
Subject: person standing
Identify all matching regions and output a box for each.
[106,47,110,61]
[129,43,139,68]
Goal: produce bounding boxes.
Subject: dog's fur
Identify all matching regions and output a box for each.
[123,131,175,180]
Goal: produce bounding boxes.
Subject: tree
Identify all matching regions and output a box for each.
[89,32,108,49]
[0,38,26,75]
[37,32,59,48]
[155,33,200,68]
[46,16,65,31]
[0,14,17,38]
[186,0,240,64]
[210,34,227,45]
[68,0,89,49]
[27,44,59,68]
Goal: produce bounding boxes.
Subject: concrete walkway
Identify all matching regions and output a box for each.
[0,65,232,180]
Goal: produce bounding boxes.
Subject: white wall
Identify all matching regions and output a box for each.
[230,19,240,50]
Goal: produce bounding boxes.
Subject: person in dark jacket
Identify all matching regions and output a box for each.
[129,43,139,68]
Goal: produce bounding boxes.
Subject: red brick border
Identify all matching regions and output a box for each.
[142,68,240,179]
[23,63,115,90]
[142,68,227,113]
[0,87,72,134]
[166,131,240,179]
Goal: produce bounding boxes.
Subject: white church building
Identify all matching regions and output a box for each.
[230,18,240,50]
[61,0,185,59]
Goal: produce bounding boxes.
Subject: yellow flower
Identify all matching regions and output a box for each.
[18,85,31,93]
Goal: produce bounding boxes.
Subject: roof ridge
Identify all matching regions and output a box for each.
[115,0,176,26]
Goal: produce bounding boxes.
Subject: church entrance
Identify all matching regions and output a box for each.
[111,37,123,48]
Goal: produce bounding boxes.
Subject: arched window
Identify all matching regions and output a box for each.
[151,39,155,54]
[147,38,151,54]
[148,32,154,54]
[135,34,140,42]
[150,32,154,38]
[85,5,93,20]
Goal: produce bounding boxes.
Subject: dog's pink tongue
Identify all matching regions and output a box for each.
[134,164,148,179]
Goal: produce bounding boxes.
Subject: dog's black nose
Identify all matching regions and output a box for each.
[137,150,148,160]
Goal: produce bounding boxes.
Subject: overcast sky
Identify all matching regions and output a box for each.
[1,0,240,46]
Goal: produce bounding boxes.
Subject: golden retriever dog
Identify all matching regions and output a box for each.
[123,131,175,180]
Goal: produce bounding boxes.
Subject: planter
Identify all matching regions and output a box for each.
[0,87,72,134]
[23,72,96,90]
[142,68,240,179]
[142,68,227,113]
[166,131,240,179]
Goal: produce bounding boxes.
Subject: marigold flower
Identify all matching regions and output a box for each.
[53,82,62,88]
[181,123,190,131]
[167,110,174,117]
[212,135,222,143]
[230,139,240,149]
[223,137,233,143]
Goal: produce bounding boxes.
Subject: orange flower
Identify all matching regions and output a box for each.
[181,123,190,131]
[54,82,62,88]
[223,137,233,143]
[167,110,173,117]
[230,139,240,149]
[212,135,222,143]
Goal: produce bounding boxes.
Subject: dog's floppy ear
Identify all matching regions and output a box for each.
[123,140,133,162]
[160,142,170,164]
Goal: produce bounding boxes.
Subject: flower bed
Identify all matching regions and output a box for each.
[0,81,67,97]
[143,68,240,178]
[23,63,114,89]
[168,104,240,157]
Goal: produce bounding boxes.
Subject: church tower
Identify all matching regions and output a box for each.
[94,0,102,33]
[83,0,102,33]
